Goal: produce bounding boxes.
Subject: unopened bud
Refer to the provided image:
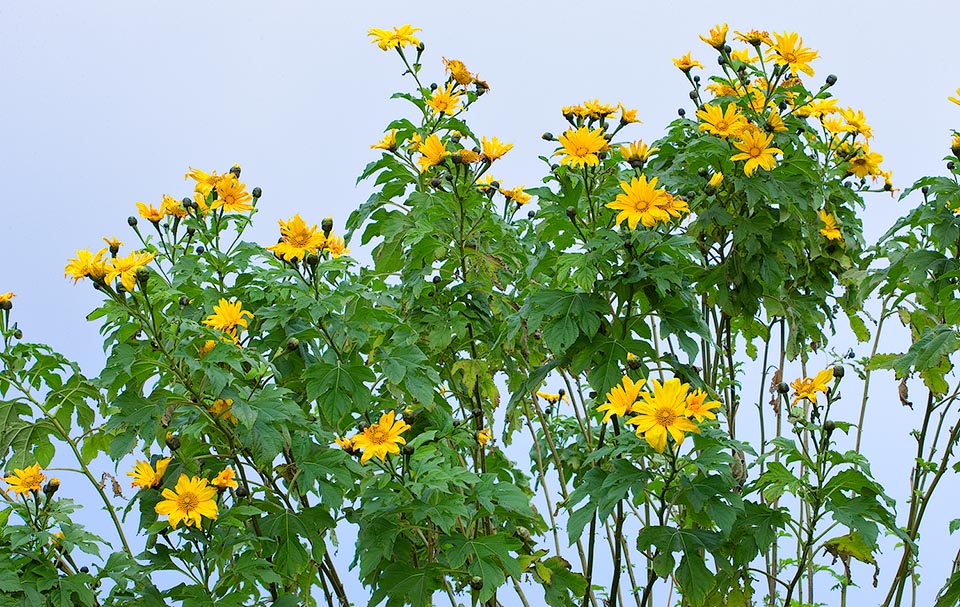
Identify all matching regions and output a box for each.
[833,365,845,379]
[179,295,190,306]
[196,246,205,254]
[165,435,181,451]
[824,420,836,435]
[229,165,241,178]
[566,206,577,220]
[252,186,262,199]
[776,382,789,395]
[430,177,442,188]
[697,167,709,178]
[678,108,686,117]
[357,421,369,431]
[949,161,956,171]
[825,74,838,86]
[43,478,60,496]
[286,337,300,351]
[127,216,138,227]
[135,267,150,286]
[542,132,555,141]
[402,443,415,455]
[527,210,535,219]
[628,357,641,370]
[235,485,249,498]
[13,329,22,339]
[432,275,442,284]
[472,407,483,418]
[470,576,483,590]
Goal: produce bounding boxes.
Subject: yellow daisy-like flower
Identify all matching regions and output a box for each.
[699,23,728,49]
[417,134,449,173]
[203,299,254,343]
[184,167,220,196]
[583,99,617,120]
[324,234,350,258]
[766,31,818,77]
[618,103,641,124]
[696,103,747,139]
[0,292,14,305]
[839,107,873,140]
[481,136,513,162]
[500,185,532,205]
[371,129,397,151]
[102,236,123,251]
[211,467,239,489]
[619,140,658,164]
[65,248,109,284]
[154,474,219,529]
[848,147,883,179]
[477,428,493,447]
[351,410,411,464]
[729,48,756,64]
[443,57,474,85]
[136,202,164,223]
[672,52,703,72]
[662,193,691,219]
[367,24,421,51]
[685,389,722,423]
[335,436,356,452]
[457,149,481,163]
[556,127,607,168]
[213,175,254,213]
[160,194,187,219]
[536,391,568,405]
[766,107,788,133]
[627,378,700,453]
[819,210,842,241]
[597,376,646,423]
[209,398,239,424]
[3,463,45,497]
[605,175,672,229]
[708,172,724,188]
[426,82,462,116]
[734,29,771,46]
[730,127,783,176]
[949,88,960,106]
[561,104,590,120]
[790,368,834,404]
[266,214,327,262]
[127,457,171,489]
[809,98,840,118]
[106,250,156,292]
[199,339,216,358]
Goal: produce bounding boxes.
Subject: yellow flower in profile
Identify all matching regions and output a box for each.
[0,292,14,304]
[3,463,45,497]
[500,185,532,205]
[606,175,672,229]
[729,48,756,64]
[127,457,171,489]
[672,52,703,72]
[325,234,351,258]
[696,104,747,139]
[477,428,493,447]
[426,82,462,116]
[536,391,568,405]
[790,368,834,404]
[699,23,728,49]
[211,467,239,489]
[367,24,422,51]
[619,140,658,164]
[457,149,481,163]
[685,389,722,423]
[662,193,691,219]
[556,127,607,168]
[561,104,590,119]
[136,202,164,223]
[185,167,220,196]
[765,107,788,132]
[848,147,883,178]
[65,248,109,284]
[209,398,239,424]
[443,57,474,85]
[809,98,840,118]
[417,134,449,172]
[351,410,411,464]
[618,103,641,124]
[371,129,397,151]
[839,107,873,140]
[102,236,123,251]
[708,172,724,188]
[822,116,845,135]
[626,378,700,454]
[203,298,253,343]
[583,99,617,120]
[154,474,219,529]
[730,127,783,176]
[335,436,356,452]
[106,251,156,292]
[597,376,646,423]
[213,176,254,213]
[160,194,187,218]
[766,31,818,77]
[949,88,960,106]
[266,214,326,262]
[819,210,843,241]
[481,136,513,162]
[199,339,216,358]
[734,29,771,46]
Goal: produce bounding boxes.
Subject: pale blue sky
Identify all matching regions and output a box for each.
[2,1,959,604]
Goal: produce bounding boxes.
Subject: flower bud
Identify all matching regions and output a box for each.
[566,206,577,220]
[80,566,89,574]
[0,300,11,311]
[921,186,930,196]
[196,246,205,254]
[949,161,956,171]
[182,196,193,208]
[186,226,196,237]
[230,165,241,178]
[697,167,709,178]
[776,382,789,395]
[527,210,535,219]
[402,443,415,455]
[165,435,181,451]
[358,421,369,431]
[471,407,483,419]
[825,74,838,86]
[430,82,438,91]
[678,108,686,117]
[235,485,249,498]
[135,267,150,287]
[43,478,60,496]
[451,151,463,165]
[13,329,22,339]
[541,132,555,141]
[252,186,262,199]
[557,388,565,398]
[127,216,138,227]
[432,275,442,284]
[470,576,483,590]
[430,177,442,189]
[833,365,845,379]
[306,253,319,266]
[286,337,300,351]
[179,295,190,306]
[688,90,698,101]
[693,75,701,84]
[824,419,836,435]
[544,406,553,416]
[628,357,641,370]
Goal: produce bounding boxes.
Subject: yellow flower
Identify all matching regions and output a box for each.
[766,31,818,77]
[672,52,703,72]
[199,339,216,358]
[426,82,462,116]
[127,457,171,489]
[3,463,45,497]
[184,167,220,196]
[619,140,658,165]
[203,299,254,343]
[606,175,672,229]
[477,174,498,193]
[765,107,788,132]
[371,129,397,151]
[477,428,493,447]
[618,103,641,124]
[417,134,449,172]
[583,99,617,119]
[443,57,474,85]
[106,250,156,292]
[839,107,873,140]
[500,185,532,205]
[708,172,724,188]
[685,389,722,423]
[161,194,187,218]
[325,234,350,258]
[102,236,123,251]
[809,98,840,117]
[699,23,728,49]
[266,214,327,262]
[351,410,411,464]
[696,103,747,139]
[136,202,164,223]
[730,127,783,176]
[0,292,14,305]
[555,127,607,168]
[626,378,700,453]
[481,136,513,162]
[597,376,646,423]
[729,48,756,64]
[819,210,843,241]
[213,175,254,213]
[662,193,691,219]
[65,248,109,284]
[335,436,356,452]
[734,29,771,46]
[209,398,239,424]
[822,116,845,135]
[848,147,883,178]
[211,467,239,489]
[457,149,481,163]
[154,474,219,529]
[949,88,960,106]
[561,104,590,119]
[790,368,834,404]
[368,24,422,51]
[536,391,568,405]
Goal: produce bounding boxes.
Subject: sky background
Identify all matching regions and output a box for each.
[2,1,960,604]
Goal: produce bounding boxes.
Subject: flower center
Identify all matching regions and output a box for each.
[654,407,676,427]
[750,147,762,157]
[784,52,797,63]
[574,145,590,156]
[368,427,388,445]
[177,492,199,513]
